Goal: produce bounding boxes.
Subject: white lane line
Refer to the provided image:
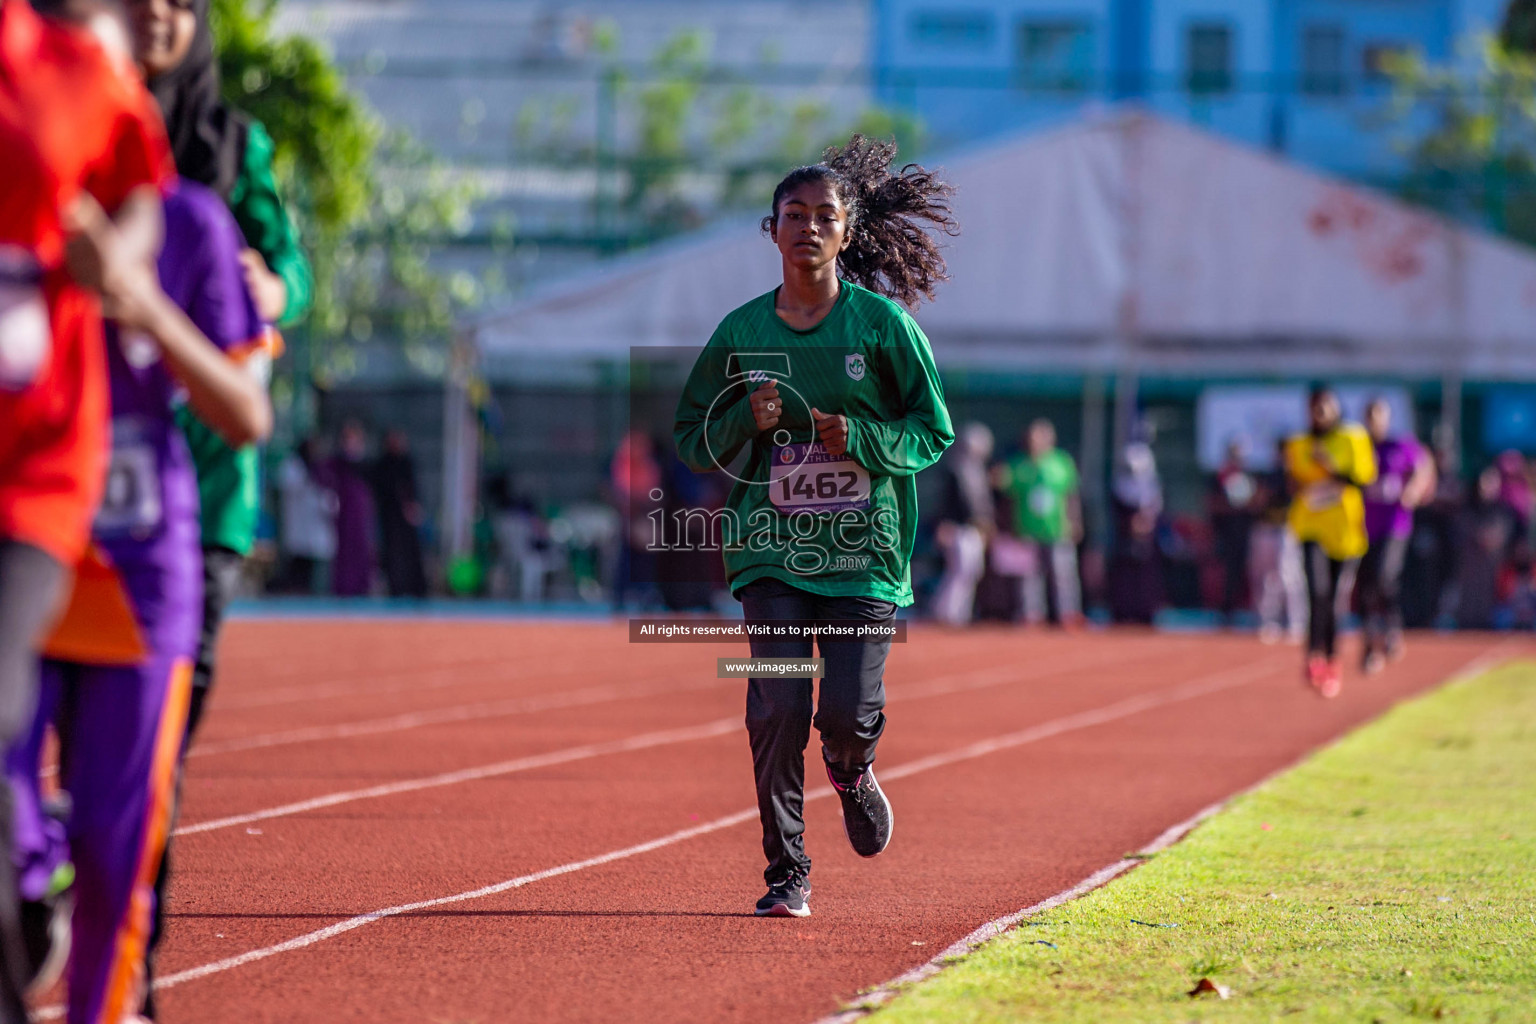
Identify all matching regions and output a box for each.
[177,642,1192,835]
[148,656,1282,993]
[192,639,1157,759]
[212,657,663,711]
[210,627,1188,713]
[209,624,1031,713]
[155,806,759,994]
[810,644,1529,1023]
[894,640,1183,701]
[189,677,732,758]
[812,801,1228,1024]
[876,659,1277,785]
[174,718,740,836]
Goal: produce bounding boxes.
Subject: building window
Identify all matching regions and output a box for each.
[1185,23,1233,96]
[1361,42,1411,84]
[910,10,994,48]
[1301,25,1345,96]
[1015,21,1096,93]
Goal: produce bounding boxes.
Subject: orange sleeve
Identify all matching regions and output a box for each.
[227,326,285,365]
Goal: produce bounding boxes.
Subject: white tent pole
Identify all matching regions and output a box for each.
[1440,221,1468,474]
[1440,374,1463,473]
[1080,373,1109,545]
[441,329,479,568]
[1111,111,1145,457]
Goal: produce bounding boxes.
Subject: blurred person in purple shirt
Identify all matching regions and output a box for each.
[1358,399,1435,673]
[10,176,271,1024]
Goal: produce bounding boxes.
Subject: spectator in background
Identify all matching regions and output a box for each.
[1251,438,1306,644]
[610,430,663,611]
[276,437,336,594]
[999,419,1082,626]
[1498,538,1536,629]
[1108,436,1165,624]
[329,420,376,597]
[932,423,995,625]
[487,475,553,603]
[1495,450,1532,550]
[1210,438,1262,623]
[1358,400,1435,673]
[1403,442,1465,628]
[659,451,730,612]
[373,430,428,598]
[1454,465,1516,629]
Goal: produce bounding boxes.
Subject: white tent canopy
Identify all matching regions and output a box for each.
[465,109,1536,379]
[445,110,1536,556]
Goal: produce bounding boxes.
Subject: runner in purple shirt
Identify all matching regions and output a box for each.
[5,177,270,1024]
[1359,398,1435,675]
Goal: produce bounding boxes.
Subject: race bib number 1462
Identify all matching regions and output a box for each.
[769,442,871,514]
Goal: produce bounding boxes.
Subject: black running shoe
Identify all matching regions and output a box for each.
[827,763,893,858]
[754,873,811,918]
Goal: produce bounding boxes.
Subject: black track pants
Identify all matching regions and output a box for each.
[1302,541,1358,659]
[738,577,895,884]
[1357,533,1409,654]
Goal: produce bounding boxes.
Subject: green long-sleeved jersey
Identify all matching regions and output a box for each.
[674,280,954,606]
[230,120,312,329]
[178,119,311,555]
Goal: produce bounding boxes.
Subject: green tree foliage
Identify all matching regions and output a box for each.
[519,27,925,245]
[1502,0,1536,55]
[1387,36,1536,243]
[210,0,486,376]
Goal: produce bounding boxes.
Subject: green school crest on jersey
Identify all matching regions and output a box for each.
[845,354,866,381]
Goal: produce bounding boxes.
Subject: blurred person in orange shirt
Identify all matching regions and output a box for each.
[0,0,172,1014]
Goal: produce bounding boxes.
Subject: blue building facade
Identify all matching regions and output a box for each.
[873,0,1508,180]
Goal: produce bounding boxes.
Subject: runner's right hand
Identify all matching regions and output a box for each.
[750,379,781,432]
[62,193,162,331]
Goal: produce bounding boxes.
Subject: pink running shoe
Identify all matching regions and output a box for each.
[1318,659,1343,699]
[1306,654,1329,691]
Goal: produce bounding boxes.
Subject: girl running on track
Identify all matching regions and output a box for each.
[1358,398,1435,674]
[7,9,272,1019]
[119,2,309,1008]
[1284,387,1377,698]
[8,171,271,1024]
[674,134,957,917]
[126,0,309,750]
[0,0,171,1014]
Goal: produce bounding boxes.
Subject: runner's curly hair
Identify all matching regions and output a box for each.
[761,134,959,308]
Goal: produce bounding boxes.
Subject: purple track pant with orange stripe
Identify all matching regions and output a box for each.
[6,653,191,1024]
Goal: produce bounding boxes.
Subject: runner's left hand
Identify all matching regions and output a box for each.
[239,249,288,323]
[811,407,848,457]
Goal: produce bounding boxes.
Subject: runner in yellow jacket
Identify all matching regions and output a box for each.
[1285,386,1377,698]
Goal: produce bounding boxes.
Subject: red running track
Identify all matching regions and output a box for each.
[119,622,1524,1023]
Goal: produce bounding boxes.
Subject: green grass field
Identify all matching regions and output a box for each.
[866,662,1536,1024]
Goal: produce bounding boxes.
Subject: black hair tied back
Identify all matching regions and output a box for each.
[762,134,959,308]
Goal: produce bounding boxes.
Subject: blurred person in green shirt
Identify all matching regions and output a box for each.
[997,419,1083,626]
